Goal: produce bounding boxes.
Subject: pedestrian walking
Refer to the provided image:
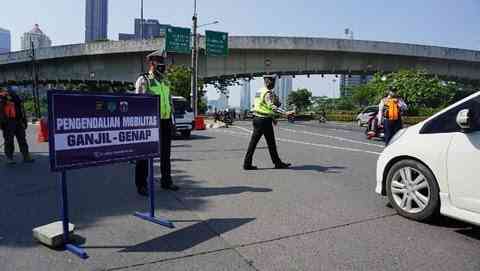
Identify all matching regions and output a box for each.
[243,75,294,170]
[0,88,34,164]
[378,89,407,145]
[134,52,179,196]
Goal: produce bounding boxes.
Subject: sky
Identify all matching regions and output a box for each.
[1,0,479,106]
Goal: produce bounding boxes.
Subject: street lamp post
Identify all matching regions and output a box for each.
[29,37,41,121]
[191,0,198,116]
[190,0,219,117]
[140,0,144,73]
[140,0,144,40]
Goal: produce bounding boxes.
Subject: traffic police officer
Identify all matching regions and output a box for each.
[134,52,179,196]
[243,75,294,170]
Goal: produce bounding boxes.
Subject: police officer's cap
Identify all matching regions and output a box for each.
[146,50,167,63]
[263,74,277,80]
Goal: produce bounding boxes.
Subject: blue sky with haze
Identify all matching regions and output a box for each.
[1,0,478,105]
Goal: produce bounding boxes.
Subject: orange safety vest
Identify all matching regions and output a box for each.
[385,98,400,121]
[0,92,17,119]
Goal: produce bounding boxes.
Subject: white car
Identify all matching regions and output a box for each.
[172,96,194,138]
[356,106,378,126]
[376,91,480,225]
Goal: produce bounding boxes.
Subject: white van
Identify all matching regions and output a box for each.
[172,96,194,138]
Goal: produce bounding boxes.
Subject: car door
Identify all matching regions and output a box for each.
[446,96,480,213]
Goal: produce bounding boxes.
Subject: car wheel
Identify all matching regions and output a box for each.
[181,130,191,138]
[386,159,440,222]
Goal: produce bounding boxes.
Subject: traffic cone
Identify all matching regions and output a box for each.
[194,116,206,130]
[37,117,49,143]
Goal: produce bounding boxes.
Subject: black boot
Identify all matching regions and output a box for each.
[161,184,179,191]
[137,186,148,196]
[243,165,258,170]
[275,162,291,169]
[161,179,179,191]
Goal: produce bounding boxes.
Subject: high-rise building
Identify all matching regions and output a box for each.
[218,92,229,110]
[21,24,52,50]
[119,18,171,41]
[240,79,251,110]
[275,76,293,109]
[0,27,11,54]
[208,94,229,111]
[85,0,108,42]
[339,75,373,97]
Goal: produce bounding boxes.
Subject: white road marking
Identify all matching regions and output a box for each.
[292,123,353,133]
[214,127,381,156]
[233,124,383,148]
[279,127,384,148]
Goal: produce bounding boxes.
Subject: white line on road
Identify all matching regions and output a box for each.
[280,127,384,148]
[217,126,381,155]
[292,123,353,133]
[233,124,383,148]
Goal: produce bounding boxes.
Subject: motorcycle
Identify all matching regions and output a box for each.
[223,114,233,127]
[365,113,384,140]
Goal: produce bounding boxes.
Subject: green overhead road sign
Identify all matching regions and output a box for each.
[165,27,191,54]
[205,31,229,56]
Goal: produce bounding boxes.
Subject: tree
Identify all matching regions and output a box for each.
[344,69,474,115]
[164,65,205,111]
[311,96,330,111]
[205,77,241,96]
[165,66,240,113]
[365,70,457,114]
[287,88,312,112]
[334,96,356,111]
[351,85,377,107]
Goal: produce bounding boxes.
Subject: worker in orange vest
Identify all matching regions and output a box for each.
[378,88,408,145]
[0,88,34,164]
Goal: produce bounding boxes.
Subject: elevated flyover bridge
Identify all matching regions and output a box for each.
[1,36,480,86]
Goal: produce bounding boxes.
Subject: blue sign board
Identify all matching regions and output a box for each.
[48,91,161,172]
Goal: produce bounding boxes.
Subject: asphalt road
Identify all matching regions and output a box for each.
[1,121,480,271]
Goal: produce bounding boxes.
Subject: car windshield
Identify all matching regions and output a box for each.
[363,106,378,113]
[173,99,192,114]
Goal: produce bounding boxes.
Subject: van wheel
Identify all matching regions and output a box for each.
[181,130,191,138]
[386,159,440,222]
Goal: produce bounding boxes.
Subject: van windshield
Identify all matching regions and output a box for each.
[173,99,192,114]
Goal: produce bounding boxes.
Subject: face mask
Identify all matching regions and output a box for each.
[155,64,166,75]
[266,81,275,90]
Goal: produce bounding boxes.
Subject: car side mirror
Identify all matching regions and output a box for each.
[456,109,471,131]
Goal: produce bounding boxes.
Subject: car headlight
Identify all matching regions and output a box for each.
[388,128,407,145]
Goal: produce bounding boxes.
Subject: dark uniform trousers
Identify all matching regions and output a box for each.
[243,117,282,166]
[2,120,29,159]
[384,119,402,145]
[135,119,172,189]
